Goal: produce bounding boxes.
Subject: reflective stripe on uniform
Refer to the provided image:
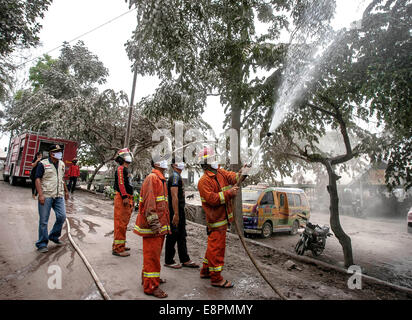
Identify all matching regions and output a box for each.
[227,212,233,220]
[208,265,223,272]
[143,272,160,278]
[221,185,232,192]
[218,191,225,204]
[114,240,126,244]
[207,219,228,228]
[203,258,208,264]
[134,225,170,234]
[201,197,206,203]
[156,196,167,202]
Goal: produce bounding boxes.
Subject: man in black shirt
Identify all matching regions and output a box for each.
[31,151,42,199]
[164,159,199,269]
[112,148,134,257]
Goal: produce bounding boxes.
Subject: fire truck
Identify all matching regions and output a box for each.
[3,131,78,185]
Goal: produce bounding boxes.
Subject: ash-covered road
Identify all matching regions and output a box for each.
[255,210,412,289]
[0,181,411,300]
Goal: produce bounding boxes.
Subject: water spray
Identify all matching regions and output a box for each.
[246,131,274,167]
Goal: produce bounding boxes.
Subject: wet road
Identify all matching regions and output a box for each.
[0,182,100,299]
[1,181,410,300]
[255,210,412,288]
[0,182,273,300]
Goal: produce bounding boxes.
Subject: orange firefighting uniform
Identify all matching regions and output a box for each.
[134,169,170,294]
[113,165,134,253]
[198,168,239,283]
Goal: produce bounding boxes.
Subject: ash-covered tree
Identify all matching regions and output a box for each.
[355,0,411,190]
[124,0,336,234]
[0,0,52,100]
[0,0,52,56]
[1,41,160,188]
[249,0,411,267]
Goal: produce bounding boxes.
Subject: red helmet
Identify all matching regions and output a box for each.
[197,146,215,164]
[116,148,133,163]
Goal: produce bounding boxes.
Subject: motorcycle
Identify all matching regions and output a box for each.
[295,217,333,257]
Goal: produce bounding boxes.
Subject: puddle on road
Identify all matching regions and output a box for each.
[104,230,114,237]
[82,219,100,234]
[67,217,86,242]
[0,233,76,285]
[66,197,113,220]
[182,288,201,299]
[81,283,104,300]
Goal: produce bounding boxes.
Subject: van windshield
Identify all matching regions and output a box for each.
[242,189,261,203]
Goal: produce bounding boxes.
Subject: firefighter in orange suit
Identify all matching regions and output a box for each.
[197,146,249,288]
[112,148,134,257]
[134,159,170,298]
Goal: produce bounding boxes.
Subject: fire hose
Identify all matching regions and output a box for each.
[231,176,288,300]
[66,218,111,300]
[230,131,288,300]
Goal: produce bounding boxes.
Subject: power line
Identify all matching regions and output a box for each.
[16,7,137,68]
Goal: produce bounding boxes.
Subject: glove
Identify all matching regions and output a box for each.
[228,186,240,197]
[147,214,162,234]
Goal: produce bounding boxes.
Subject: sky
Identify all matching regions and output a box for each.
[0,0,369,156]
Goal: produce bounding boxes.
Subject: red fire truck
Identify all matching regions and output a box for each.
[3,131,78,185]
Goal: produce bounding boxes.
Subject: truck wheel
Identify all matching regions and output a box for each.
[289,220,299,235]
[9,175,17,186]
[261,221,272,238]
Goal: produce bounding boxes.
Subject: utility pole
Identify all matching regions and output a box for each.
[124,66,138,148]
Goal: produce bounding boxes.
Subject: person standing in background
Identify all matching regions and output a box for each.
[164,158,199,269]
[31,151,42,200]
[112,148,134,257]
[67,158,80,194]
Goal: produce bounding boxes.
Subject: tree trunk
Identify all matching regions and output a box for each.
[230,103,244,235]
[87,162,106,190]
[324,160,354,267]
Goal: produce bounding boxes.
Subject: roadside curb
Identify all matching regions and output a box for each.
[187,220,412,297]
[77,187,97,195]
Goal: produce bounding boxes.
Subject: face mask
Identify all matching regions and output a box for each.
[158,160,168,169]
[210,163,219,170]
[53,152,62,160]
[124,155,132,163]
[176,162,185,170]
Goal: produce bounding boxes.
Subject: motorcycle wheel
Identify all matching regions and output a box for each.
[295,238,305,255]
[311,238,326,256]
[311,248,324,256]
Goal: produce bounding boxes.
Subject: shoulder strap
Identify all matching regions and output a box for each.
[117,166,127,196]
[215,170,230,192]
